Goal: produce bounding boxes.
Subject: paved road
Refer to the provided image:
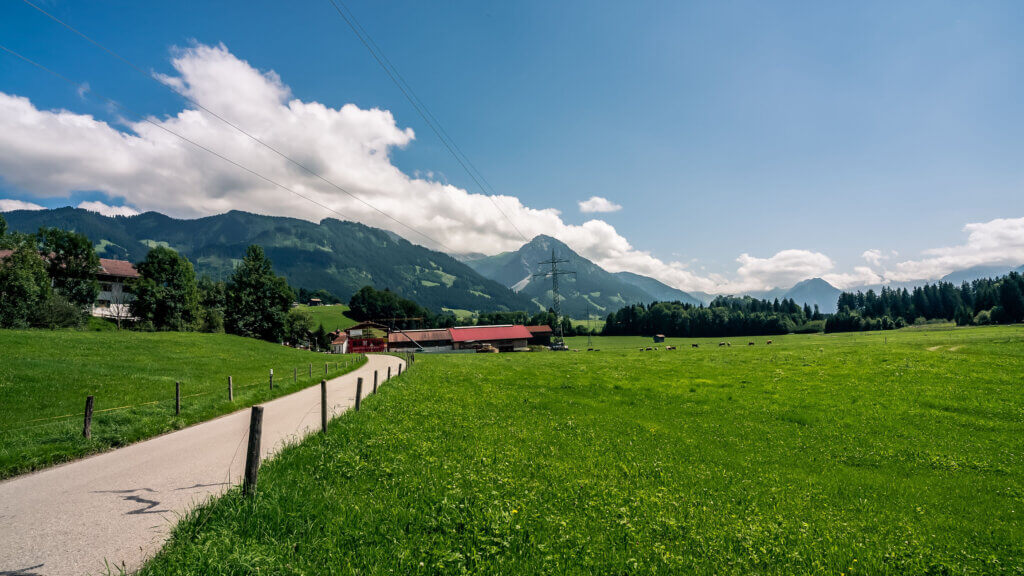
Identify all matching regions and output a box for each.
[0,354,405,575]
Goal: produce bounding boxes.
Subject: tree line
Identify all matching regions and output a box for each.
[826,273,1024,332]
[0,214,316,343]
[602,296,824,338]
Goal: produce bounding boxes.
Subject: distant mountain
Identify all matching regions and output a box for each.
[613,271,701,306]
[2,208,533,313]
[464,235,699,317]
[782,278,841,314]
[940,265,1023,285]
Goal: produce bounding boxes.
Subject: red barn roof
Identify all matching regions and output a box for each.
[525,325,552,335]
[449,325,532,342]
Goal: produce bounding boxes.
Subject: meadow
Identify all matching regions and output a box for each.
[0,330,364,479]
[141,325,1024,575]
[295,303,358,331]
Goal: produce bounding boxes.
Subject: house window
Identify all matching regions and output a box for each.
[96,300,111,309]
[100,283,114,292]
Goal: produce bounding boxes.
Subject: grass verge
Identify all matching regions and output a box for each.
[0,330,365,479]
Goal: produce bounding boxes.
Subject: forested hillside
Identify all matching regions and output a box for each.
[3,208,532,313]
[827,272,1024,332]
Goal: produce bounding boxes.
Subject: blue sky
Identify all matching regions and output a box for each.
[1,0,1023,292]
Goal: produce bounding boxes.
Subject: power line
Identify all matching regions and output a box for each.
[16,0,456,253]
[325,0,530,243]
[0,44,458,252]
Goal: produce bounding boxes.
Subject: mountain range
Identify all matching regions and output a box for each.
[463,235,701,317]
[7,207,1019,317]
[2,208,532,313]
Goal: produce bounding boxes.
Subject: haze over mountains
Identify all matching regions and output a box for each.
[6,207,1022,317]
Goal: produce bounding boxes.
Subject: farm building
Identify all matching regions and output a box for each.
[345,322,389,353]
[93,258,140,319]
[0,250,139,320]
[526,325,553,346]
[653,334,665,343]
[330,332,348,354]
[388,328,453,352]
[449,325,532,352]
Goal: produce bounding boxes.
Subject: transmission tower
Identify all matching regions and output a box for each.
[534,249,576,344]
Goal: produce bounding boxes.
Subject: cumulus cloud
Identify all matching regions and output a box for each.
[0,199,45,211]
[578,196,622,213]
[77,201,140,217]
[883,217,1024,281]
[732,250,834,292]
[2,42,1015,295]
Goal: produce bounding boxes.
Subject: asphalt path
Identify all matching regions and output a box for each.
[0,353,405,575]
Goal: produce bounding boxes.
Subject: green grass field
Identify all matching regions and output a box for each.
[141,325,1024,575]
[0,330,365,479]
[296,303,358,331]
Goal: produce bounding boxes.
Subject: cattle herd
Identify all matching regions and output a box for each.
[640,340,774,352]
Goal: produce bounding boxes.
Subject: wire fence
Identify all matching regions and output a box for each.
[0,359,368,437]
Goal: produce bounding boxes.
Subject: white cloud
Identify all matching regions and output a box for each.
[77,201,140,217]
[861,249,883,267]
[2,42,1017,296]
[823,267,884,289]
[0,199,45,211]
[732,250,834,293]
[883,216,1024,281]
[578,196,622,213]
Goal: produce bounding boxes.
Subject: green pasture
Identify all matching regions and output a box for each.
[0,330,365,479]
[142,325,1024,575]
[296,303,358,331]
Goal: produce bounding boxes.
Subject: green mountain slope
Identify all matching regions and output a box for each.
[464,235,698,317]
[613,271,701,306]
[3,208,532,313]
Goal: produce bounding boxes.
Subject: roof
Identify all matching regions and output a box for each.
[388,329,453,344]
[98,258,139,278]
[331,334,349,345]
[449,325,532,343]
[526,325,552,334]
[1,251,139,279]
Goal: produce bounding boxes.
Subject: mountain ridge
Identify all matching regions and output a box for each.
[2,207,533,314]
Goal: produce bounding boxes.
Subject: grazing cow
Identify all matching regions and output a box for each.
[692,344,699,348]
[726,342,731,347]
[748,342,755,346]
[665,345,676,350]
[766,340,773,345]
[645,347,653,351]
[719,342,726,347]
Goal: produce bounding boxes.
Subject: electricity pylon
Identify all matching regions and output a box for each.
[534,249,575,344]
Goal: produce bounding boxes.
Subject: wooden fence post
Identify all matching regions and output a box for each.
[293,367,297,384]
[387,366,392,380]
[175,382,181,415]
[324,362,328,376]
[321,380,328,434]
[373,370,378,394]
[83,395,94,438]
[398,363,402,376]
[228,376,233,401]
[308,363,312,378]
[269,369,274,391]
[355,377,363,411]
[243,406,264,496]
